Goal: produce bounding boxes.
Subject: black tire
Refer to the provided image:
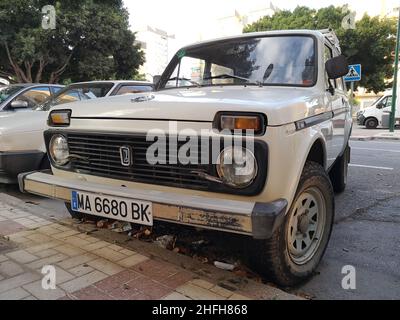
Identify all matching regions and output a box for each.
[365,117,378,129]
[329,145,350,193]
[249,161,334,287]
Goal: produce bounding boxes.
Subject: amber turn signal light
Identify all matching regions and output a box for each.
[48,110,71,126]
[218,114,265,134]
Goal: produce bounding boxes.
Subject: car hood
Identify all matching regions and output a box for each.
[56,86,326,126]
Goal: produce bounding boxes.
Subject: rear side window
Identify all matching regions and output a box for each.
[114,85,153,95]
[79,83,114,98]
[54,90,82,105]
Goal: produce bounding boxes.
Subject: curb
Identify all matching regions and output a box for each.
[350,136,400,142]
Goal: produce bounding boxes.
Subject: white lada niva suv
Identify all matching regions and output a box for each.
[19,29,352,286]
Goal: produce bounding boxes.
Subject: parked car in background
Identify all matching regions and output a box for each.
[36,80,153,111]
[0,80,153,183]
[0,83,64,111]
[357,90,399,129]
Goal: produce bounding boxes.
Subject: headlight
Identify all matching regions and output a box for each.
[49,134,69,166]
[216,146,258,188]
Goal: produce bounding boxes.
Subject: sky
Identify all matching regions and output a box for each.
[124,0,399,48]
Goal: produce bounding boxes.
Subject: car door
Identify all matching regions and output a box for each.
[8,86,52,110]
[325,45,348,166]
[381,96,392,113]
[323,44,338,168]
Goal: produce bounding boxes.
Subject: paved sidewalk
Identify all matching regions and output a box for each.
[351,127,400,141]
[0,194,298,300]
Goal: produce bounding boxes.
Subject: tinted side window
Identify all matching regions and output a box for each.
[52,87,63,94]
[54,90,82,105]
[16,86,51,108]
[114,85,153,95]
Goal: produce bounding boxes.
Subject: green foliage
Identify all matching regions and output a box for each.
[132,72,147,81]
[349,95,360,106]
[244,5,397,93]
[0,0,145,83]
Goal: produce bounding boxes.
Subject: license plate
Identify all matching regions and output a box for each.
[71,191,153,226]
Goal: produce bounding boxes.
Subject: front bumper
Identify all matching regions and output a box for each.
[356,114,365,125]
[0,150,44,183]
[18,171,287,239]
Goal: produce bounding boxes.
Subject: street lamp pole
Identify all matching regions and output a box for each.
[390,9,400,132]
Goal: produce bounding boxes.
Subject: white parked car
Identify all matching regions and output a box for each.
[357,91,399,129]
[0,81,152,183]
[19,30,351,286]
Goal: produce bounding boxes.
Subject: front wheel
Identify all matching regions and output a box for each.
[365,117,378,129]
[249,161,334,287]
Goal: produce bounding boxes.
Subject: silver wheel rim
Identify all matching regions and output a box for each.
[287,187,326,265]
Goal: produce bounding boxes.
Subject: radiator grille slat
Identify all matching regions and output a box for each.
[67,133,211,190]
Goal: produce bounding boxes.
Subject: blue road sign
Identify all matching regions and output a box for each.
[344,64,361,82]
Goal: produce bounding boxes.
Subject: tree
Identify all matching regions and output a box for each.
[244,5,397,93]
[0,0,145,84]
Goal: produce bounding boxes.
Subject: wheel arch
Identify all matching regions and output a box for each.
[305,137,327,170]
[279,134,328,217]
[363,116,378,126]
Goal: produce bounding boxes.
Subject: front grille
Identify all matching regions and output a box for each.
[67,133,211,190]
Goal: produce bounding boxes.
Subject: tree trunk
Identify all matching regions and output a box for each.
[4,42,30,83]
[34,59,47,83]
[49,52,73,84]
[24,61,33,83]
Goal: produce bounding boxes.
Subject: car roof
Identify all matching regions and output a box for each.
[7,83,64,88]
[70,80,152,85]
[181,30,324,51]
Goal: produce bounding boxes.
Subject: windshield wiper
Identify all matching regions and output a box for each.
[204,74,263,87]
[168,77,202,87]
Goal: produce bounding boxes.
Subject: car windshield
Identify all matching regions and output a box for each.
[36,83,114,111]
[0,85,24,103]
[371,95,385,107]
[158,35,316,90]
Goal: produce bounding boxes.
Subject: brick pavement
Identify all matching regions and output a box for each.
[0,196,298,300]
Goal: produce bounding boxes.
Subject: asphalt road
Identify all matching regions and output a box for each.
[1,131,400,300]
[297,138,400,299]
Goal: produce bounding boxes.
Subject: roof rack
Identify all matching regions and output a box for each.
[319,28,341,53]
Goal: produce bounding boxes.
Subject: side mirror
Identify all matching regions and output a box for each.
[376,102,384,109]
[10,100,29,109]
[325,55,349,80]
[153,75,161,86]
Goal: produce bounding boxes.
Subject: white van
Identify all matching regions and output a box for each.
[357,91,400,129]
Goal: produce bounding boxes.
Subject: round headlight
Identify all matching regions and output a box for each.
[49,134,69,166]
[216,146,258,188]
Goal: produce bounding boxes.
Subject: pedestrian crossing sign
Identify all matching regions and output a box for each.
[344,64,361,82]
